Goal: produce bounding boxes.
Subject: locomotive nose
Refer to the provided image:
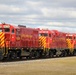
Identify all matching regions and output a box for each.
[0,32,5,60]
[0,32,5,48]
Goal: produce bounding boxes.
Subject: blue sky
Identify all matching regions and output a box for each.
[0,0,76,32]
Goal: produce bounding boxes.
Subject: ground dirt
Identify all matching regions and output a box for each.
[0,57,76,75]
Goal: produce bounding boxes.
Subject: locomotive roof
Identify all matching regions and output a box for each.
[14,25,38,31]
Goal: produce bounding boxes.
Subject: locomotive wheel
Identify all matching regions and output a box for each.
[29,51,34,59]
[34,51,40,58]
[73,51,76,56]
[49,51,54,58]
[19,56,22,59]
[61,50,67,57]
[7,51,17,60]
[0,53,4,60]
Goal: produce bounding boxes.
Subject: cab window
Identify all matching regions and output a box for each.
[0,29,2,32]
[12,29,14,33]
[66,36,72,39]
[4,28,10,32]
[39,33,48,37]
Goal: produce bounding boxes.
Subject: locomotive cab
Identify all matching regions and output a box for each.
[0,24,16,47]
[66,34,76,49]
[39,29,52,49]
[0,23,15,59]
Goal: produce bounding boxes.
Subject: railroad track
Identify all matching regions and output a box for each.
[0,55,75,63]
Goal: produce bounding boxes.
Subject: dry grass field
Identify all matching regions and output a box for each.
[0,57,76,75]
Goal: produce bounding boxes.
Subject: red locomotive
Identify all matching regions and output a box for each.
[0,23,76,60]
[39,29,70,57]
[0,23,39,60]
[66,33,76,55]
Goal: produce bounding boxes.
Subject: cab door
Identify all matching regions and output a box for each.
[11,28,16,47]
[16,29,21,48]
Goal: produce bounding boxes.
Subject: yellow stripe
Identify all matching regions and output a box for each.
[1,40,5,45]
[0,34,4,39]
[0,41,5,46]
[0,32,2,35]
[0,36,5,43]
[1,37,5,42]
[0,32,5,48]
[39,36,46,48]
[0,32,3,36]
[1,41,5,45]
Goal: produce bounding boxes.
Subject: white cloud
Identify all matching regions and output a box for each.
[0,0,76,33]
[47,22,64,26]
[41,7,76,19]
[0,4,27,14]
[26,1,41,7]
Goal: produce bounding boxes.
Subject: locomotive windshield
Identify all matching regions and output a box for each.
[39,33,48,37]
[0,28,10,32]
[4,28,10,32]
[0,25,10,32]
[0,29,2,32]
[66,36,72,39]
